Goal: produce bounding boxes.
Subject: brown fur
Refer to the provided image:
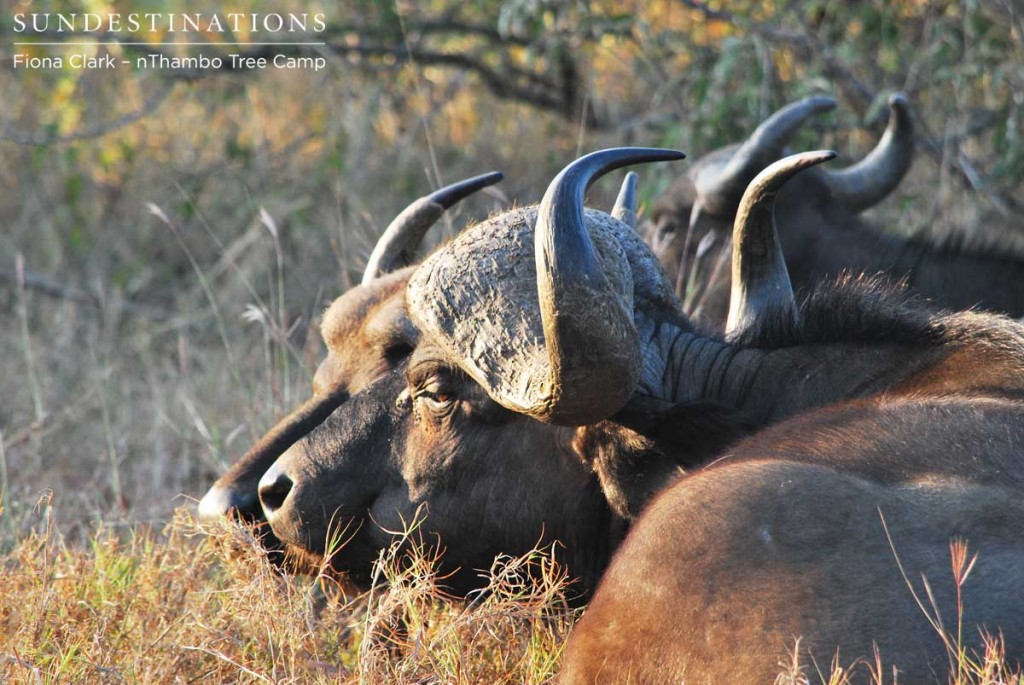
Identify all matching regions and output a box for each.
[562,286,1024,683]
[563,456,1024,684]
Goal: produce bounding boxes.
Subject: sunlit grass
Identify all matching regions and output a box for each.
[2,505,1022,683]
[0,506,575,684]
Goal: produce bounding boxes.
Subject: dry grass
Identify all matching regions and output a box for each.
[772,620,1024,685]
[2,506,1022,684]
[768,536,1024,685]
[0,504,575,684]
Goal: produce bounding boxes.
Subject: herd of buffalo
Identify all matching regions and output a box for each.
[198,95,1024,683]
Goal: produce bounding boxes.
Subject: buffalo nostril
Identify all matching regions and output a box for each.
[199,485,259,523]
[258,467,293,516]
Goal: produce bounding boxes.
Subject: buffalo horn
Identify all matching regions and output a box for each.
[726,150,837,339]
[611,171,639,229]
[823,93,914,212]
[535,147,685,424]
[361,171,504,284]
[695,96,837,215]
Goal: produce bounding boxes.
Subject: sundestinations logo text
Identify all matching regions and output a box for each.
[13,12,327,34]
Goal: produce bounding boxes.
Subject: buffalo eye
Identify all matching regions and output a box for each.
[417,382,454,409]
[417,380,455,414]
[407,360,460,418]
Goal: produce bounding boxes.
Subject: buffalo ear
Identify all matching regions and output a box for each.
[576,401,752,521]
[573,421,676,521]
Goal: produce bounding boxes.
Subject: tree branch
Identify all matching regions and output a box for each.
[675,0,1016,213]
[0,267,170,321]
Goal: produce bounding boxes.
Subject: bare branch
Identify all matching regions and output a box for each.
[0,80,175,145]
[0,267,170,321]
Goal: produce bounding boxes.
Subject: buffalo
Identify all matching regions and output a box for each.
[647,94,1024,328]
[252,148,1024,684]
[250,168,652,594]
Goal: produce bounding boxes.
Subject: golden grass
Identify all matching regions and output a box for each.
[0,504,576,684]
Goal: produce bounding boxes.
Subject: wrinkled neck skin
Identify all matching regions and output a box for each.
[594,318,937,523]
[634,319,759,409]
[632,317,942,426]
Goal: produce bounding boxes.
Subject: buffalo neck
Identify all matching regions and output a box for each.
[635,318,948,426]
[635,321,763,410]
[892,240,1024,317]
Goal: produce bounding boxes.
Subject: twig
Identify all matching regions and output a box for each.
[14,255,45,431]
[0,268,170,321]
[0,80,175,146]
[1,384,102,451]
[179,645,275,684]
[1,267,95,306]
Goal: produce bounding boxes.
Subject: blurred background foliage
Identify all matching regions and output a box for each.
[0,0,1021,536]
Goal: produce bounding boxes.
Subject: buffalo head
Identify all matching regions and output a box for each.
[647,93,914,327]
[197,171,503,553]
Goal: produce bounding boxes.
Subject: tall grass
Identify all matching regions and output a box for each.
[0,507,574,684]
[2,507,1022,683]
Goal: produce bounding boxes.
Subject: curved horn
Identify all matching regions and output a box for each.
[823,93,914,212]
[726,150,837,340]
[361,171,503,284]
[198,385,349,522]
[535,147,685,425]
[696,96,837,214]
[611,171,639,228]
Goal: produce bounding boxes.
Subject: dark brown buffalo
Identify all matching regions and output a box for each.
[647,94,1024,328]
[250,169,650,593]
[197,172,503,550]
[255,147,1024,684]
